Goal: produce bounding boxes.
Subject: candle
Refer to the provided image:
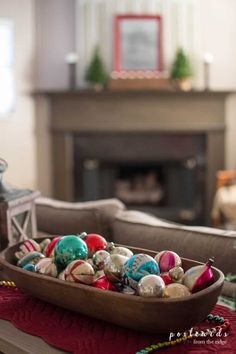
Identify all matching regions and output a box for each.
[65,52,79,64]
[204,52,214,64]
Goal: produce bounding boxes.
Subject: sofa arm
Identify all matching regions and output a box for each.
[111,210,236,276]
[36,197,125,239]
[222,281,236,298]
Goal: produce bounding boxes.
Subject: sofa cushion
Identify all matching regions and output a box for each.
[112,210,236,276]
[36,198,125,239]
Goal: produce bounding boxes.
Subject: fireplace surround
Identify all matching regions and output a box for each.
[39,90,227,225]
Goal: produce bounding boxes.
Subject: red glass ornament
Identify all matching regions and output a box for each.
[92,276,116,291]
[84,233,107,257]
[182,258,214,293]
[160,273,173,285]
[45,236,62,258]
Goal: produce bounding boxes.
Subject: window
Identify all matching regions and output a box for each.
[0,19,15,116]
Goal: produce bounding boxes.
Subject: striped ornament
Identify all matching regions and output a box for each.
[15,239,41,260]
[182,259,214,293]
[64,260,95,284]
[154,251,182,273]
[124,254,160,288]
[35,257,58,277]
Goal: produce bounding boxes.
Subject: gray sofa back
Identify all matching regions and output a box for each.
[36,197,125,238]
[112,210,236,276]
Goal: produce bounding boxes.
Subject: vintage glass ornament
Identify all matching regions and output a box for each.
[35,257,58,277]
[64,260,94,284]
[17,251,45,268]
[106,242,115,252]
[93,269,105,282]
[104,254,129,283]
[83,233,107,257]
[58,270,66,280]
[87,258,95,267]
[182,258,214,293]
[160,273,173,285]
[154,250,182,273]
[169,266,184,282]
[45,236,62,258]
[137,275,165,298]
[54,235,88,270]
[124,254,160,290]
[92,275,116,291]
[163,283,191,298]
[111,246,133,258]
[23,263,36,272]
[115,283,136,295]
[119,285,136,295]
[39,238,51,254]
[15,239,41,260]
[93,250,110,270]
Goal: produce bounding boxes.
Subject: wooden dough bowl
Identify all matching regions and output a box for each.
[0,239,224,333]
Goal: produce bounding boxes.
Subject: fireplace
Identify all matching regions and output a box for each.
[74,133,206,224]
[41,90,226,225]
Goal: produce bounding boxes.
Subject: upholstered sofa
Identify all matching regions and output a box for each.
[36,197,236,298]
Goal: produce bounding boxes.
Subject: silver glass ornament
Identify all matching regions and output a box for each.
[111,246,133,258]
[137,275,165,298]
[93,250,110,270]
[104,254,129,283]
[106,242,115,252]
[169,266,184,281]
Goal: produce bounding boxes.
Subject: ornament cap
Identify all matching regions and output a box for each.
[106,242,115,252]
[78,232,87,239]
[206,258,214,267]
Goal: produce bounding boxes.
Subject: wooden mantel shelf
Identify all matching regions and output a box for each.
[35,89,233,97]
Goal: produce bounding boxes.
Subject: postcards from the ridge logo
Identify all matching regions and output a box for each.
[169,327,229,341]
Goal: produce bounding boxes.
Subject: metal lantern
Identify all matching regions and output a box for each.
[0,158,40,250]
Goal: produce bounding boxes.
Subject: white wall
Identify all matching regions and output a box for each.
[35,0,76,90]
[195,0,236,90]
[0,0,37,190]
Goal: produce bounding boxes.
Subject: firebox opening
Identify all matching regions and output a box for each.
[74,133,206,225]
[115,163,165,206]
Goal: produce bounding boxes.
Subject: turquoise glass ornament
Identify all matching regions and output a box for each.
[123,253,160,290]
[23,263,36,272]
[17,251,45,268]
[54,235,88,270]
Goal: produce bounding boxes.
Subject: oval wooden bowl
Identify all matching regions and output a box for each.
[0,239,224,334]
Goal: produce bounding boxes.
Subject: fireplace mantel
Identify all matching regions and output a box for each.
[38,89,229,225]
[41,90,228,133]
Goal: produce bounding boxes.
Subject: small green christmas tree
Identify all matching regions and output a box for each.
[171,48,192,80]
[85,46,108,87]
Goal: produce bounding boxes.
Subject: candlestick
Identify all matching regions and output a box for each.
[65,52,79,91]
[203,52,214,91]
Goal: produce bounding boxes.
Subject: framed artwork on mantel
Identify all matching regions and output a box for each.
[114,15,163,73]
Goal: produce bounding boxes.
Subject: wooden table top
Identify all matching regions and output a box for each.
[0,320,67,354]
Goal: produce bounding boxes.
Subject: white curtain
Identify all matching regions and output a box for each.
[75,0,197,87]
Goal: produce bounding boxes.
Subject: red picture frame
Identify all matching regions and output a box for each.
[114,15,163,72]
